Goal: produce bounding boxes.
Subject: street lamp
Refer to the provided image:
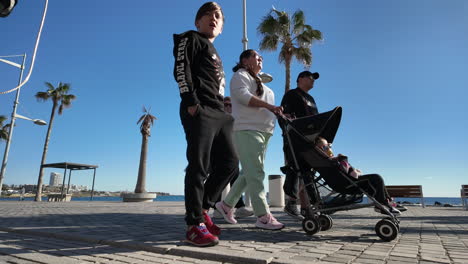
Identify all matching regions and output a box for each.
[242,0,273,84]
[0,54,47,196]
[15,113,47,126]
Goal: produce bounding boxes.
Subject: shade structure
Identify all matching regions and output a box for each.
[41,162,98,201]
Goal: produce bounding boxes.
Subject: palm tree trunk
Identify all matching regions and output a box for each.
[135,134,148,193]
[35,103,57,201]
[285,56,292,94]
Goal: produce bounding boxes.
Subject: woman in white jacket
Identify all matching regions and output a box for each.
[215,49,284,230]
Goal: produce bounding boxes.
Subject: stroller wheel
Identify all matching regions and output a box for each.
[375,219,398,241]
[318,215,333,231]
[384,217,400,232]
[302,216,321,235]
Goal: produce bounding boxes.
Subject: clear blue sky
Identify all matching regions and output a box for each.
[1,0,467,197]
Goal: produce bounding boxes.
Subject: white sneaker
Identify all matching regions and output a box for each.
[212,209,223,219]
[255,213,285,230]
[215,201,237,224]
[374,206,401,216]
[235,207,254,218]
[389,207,401,215]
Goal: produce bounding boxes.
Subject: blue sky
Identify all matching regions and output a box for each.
[1,0,467,197]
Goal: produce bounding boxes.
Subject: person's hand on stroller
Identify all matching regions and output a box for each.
[267,105,283,116]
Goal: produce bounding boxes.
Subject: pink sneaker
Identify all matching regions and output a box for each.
[215,201,237,224]
[255,213,285,230]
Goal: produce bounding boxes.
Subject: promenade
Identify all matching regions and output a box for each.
[0,201,467,264]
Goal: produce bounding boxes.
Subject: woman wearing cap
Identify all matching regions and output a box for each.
[215,49,285,230]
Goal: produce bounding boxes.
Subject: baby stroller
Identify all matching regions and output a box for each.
[279,107,400,241]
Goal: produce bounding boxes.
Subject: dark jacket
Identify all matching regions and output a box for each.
[173,30,225,110]
[280,87,318,119]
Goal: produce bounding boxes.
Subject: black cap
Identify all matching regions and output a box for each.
[297,71,319,82]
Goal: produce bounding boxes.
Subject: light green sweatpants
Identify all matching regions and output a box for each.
[224,130,271,217]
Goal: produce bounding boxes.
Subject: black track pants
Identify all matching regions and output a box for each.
[180,105,239,225]
[357,174,387,204]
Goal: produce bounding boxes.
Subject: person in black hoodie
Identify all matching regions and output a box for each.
[173,2,239,247]
[280,71,320,220]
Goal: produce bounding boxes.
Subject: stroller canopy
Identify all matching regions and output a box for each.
[289,106,342,145]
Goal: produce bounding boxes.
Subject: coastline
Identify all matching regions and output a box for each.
[0,195,464,206]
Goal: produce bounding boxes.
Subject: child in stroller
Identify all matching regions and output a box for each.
[315,136,401,215]
[280,106,401,241]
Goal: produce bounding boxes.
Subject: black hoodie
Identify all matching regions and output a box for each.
[173,30,225,110]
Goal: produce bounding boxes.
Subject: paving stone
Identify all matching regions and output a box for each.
[352,260,385,264]
[0,202,467,264]
[386,255,419,263]
[420,255,451,264]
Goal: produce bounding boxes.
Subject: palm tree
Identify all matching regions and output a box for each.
[0,115,10,142]
[135,107,157,193]
[257,8,323,93]
[34,82,76,201]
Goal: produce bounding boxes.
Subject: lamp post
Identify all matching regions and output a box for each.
[0,54,47,196]
[242,0,273,84]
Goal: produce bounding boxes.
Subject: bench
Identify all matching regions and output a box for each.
[461,185,468,210]
[386,185,425,208]
[47,193,72,202]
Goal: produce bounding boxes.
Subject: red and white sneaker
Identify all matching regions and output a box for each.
[185,223,219,247]
[203,211,221,236]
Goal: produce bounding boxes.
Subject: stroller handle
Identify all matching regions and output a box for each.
[276,112,294,124]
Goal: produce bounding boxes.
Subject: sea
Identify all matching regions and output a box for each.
[0,195,185,202]
[0,195,464,206]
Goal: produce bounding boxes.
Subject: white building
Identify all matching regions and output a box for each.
[49,172,62,186]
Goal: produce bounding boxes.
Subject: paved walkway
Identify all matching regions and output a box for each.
[0,201,467,264]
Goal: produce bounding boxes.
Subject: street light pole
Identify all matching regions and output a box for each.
[0,54,25,196]
[0,54,46,196]
[242,0,248,51]
[242,0,273,84]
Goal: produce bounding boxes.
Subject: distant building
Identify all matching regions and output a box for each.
[49,172,62,186]
[22,184,37,193]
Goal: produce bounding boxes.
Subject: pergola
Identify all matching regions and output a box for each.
[41,162,98,201]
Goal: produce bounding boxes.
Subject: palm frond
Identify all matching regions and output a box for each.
[277,11,290,29]
[293,47,312,67]
[0,115,7,124]
[45,82,55,91]
[257,8,322,93]
[259,35,279,51]
[0,130,9,141]
[35,91,50,101]
[38,82,76,115]
[292,10,305,35]
[257,14,279,35]
[58,104,64,115]
[311,29,323,40]
[62,94,76,105]
[137,115,146,125]
[138,107,157,136]
[57,82,71,94]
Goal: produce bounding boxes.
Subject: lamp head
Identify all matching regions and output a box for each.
[33,119,47,126]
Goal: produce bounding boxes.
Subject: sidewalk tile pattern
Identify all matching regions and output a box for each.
[0,201,467,263]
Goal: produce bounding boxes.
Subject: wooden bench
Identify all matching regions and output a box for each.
[386,185,424,208]
[461,185,468,210]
